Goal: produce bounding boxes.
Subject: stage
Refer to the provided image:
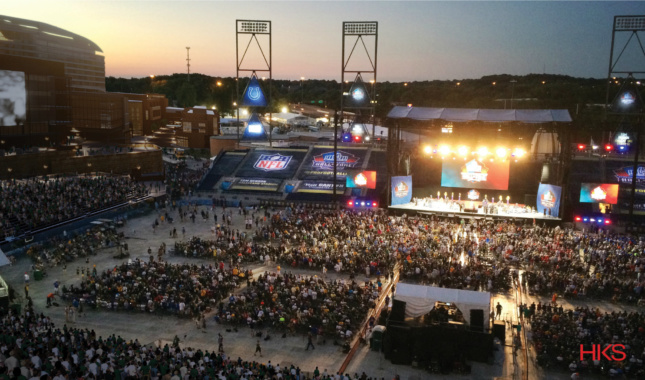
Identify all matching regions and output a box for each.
[389,199,561,221]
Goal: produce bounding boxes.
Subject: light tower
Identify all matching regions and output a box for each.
[186,47,191,81]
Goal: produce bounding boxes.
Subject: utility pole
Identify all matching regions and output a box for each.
[186,47,191,81]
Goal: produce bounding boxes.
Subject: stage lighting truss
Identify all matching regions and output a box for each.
[421,145,526,160]
[575,215,611,225]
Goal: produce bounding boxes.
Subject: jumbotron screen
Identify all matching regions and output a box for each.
[0,70,27,127]
[346,170,376,189]
[441,159,509,190]
[579,183,619,204]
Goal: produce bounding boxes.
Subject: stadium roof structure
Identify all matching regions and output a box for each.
[0,14,103,53]
[387,106,572,123]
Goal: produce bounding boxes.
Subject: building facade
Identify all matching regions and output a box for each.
[173,106,220,149]
[0,14,106,93]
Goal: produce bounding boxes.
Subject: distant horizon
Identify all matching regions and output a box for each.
[3,1,645,81]
[107,71,614,82]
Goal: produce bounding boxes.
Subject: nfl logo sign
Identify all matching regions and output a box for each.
[254,154,292,171]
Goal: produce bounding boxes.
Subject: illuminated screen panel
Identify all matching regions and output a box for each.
[441,159,509,190]
[346,170,376,189]
[0,70,26,127]
[579,183,619,204]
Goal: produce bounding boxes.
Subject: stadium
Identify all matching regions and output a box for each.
[0,11,644,380]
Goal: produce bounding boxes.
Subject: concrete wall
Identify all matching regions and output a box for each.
[209,137,238,156]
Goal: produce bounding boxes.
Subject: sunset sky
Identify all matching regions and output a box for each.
[3,1,645,81]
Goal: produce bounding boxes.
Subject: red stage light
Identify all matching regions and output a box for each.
[372,202,378,207]
[347,201,353,207]
[575,216,581,222]
[577,144,585,150]
[605,219,611,225]
[354,135,361,142]
[605,144,613,151]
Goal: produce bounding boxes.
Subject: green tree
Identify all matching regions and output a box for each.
[176,82,197,107]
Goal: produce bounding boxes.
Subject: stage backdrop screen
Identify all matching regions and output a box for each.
[299,147,368,180]
[536,183,562,217]
[391,175,412,205]
[235,149,307,179]
[0,70,27,127]
[579,183,619,204]
[441,159,509,190]
[346,171,376,189]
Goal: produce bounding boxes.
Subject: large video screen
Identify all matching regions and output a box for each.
[299,147,368,180]
[580,183,619,204]
[441,159,509,190]
[235,149,308,179]
[346,171,376,189]
[0,70,27,127]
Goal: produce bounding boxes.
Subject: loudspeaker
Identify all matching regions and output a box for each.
[470,309,484,332]
[390,300,406,321]
[492,320,505,344]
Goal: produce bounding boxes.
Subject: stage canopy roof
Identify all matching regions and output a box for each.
[387,106,572,123]
[394,283,491,329]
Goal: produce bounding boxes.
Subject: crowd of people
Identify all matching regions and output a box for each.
[215,271,381,340]
[0,176,147,238]
[530,305,645,378]
[61,258,243,319]
[0,307,380,380]
[164,161,209,200]
[26,226,124,267]
[257,209,394,277]
[258,207,644,303]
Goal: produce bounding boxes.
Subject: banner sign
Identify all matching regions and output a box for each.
[391,175,412,205]
[254,153,291,171]
[467,189,480,200]
[441,159,509,190]
[237,149,307,179]
[613,164,645,186]
[300,147,368,180]
[297,181,345,193]
[229,178,281,191]
[536,183,562,217]
[241,75,268,107]
[579,183,619,204]
[346,171,377,189]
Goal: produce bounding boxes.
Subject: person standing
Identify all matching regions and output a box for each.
[218,333,224,353]
[496,302,503,319]
[254,340,262,357]
[305,333,315,351]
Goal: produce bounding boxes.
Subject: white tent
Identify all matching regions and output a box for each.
[394,283,491,329]
[0,248,10,268]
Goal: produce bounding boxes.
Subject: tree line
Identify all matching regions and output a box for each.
[106,73,621,133]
